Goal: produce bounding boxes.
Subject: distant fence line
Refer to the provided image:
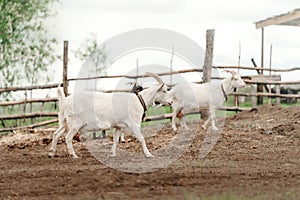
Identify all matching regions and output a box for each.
[0,112,58,120]
[1,66,300,93]
[67,68,204,82]
[1,87,299,105]
[213,65,300,72]
[244,80,300,85]
[1,34,300,132]
[0,83,59,93]
[0,119,58,132]
[1,65,300,132]
[0,98,58,107]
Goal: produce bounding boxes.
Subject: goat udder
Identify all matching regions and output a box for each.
[177,111,183,119]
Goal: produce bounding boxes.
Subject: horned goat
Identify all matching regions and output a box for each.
[49,72,173,158]
[170,70,246,131]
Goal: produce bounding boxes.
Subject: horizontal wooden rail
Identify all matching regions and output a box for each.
[0,106,252,132]
[230,92,300,98]
[1,66,299,93]
[0,83,60,93]
[143,106,251,121]
[0,98,58,106]
[0,112,58,120]
[213,65,300,72]
[0,119,58,132]
[67,68,203,81]
[244,80,300,85]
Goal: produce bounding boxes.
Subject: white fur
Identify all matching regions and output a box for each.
[170,72,246,131]
[49,73,173,158]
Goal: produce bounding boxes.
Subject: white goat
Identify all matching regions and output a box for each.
[170,70,246,131]
[49,72,173,158]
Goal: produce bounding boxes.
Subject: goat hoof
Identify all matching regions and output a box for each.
[110,153,116,157]
[72,155,79,159]
[201,125,207,130]
[146,153,155,158]
[48,152,54,158]
[120,140,126,143]
[212,127,219,131]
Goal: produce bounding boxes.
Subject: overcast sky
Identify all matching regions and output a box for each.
[47,0,300,84]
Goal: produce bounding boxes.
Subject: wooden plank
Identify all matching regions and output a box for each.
[255,9,300,29]
[230,92,300,99]
[143,106,250,122]
[67,68,204,82]
[213,65,300,72]
[0,112,58,120]
[249,75,281,82]
[0,83,59,93]
[244,80,300,85]
[1,65,299,93]
[219,106,252,112]
[0,119,58,132]
[144,113,173,121]
[0,98,58,106]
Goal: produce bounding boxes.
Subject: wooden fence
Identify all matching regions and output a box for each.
[1,32,300,132]
[1,65,299,132]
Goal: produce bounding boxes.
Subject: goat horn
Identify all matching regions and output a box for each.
[145,72,164,84]
[222,70,237,75]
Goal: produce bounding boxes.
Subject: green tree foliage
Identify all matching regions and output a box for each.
[74,33,107,76]
[0,0,59,88]
[74,34,107,90]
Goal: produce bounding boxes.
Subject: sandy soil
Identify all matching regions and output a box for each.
[0,105,299,199]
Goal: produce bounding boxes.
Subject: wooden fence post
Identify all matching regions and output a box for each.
[276,85,281,105]
[203,29,214,83]
[251,85,257,107]
[202,29,215,120]
[63,41,69,97]
[257,27,265,105]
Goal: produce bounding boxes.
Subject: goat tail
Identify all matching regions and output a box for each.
[57,83,65,100]
[57,83,67,128]
[57,83,66,109]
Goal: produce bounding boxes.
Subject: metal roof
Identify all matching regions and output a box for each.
[254,8,300,29]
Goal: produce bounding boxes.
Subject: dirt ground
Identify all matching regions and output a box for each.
[0,105,299,199]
